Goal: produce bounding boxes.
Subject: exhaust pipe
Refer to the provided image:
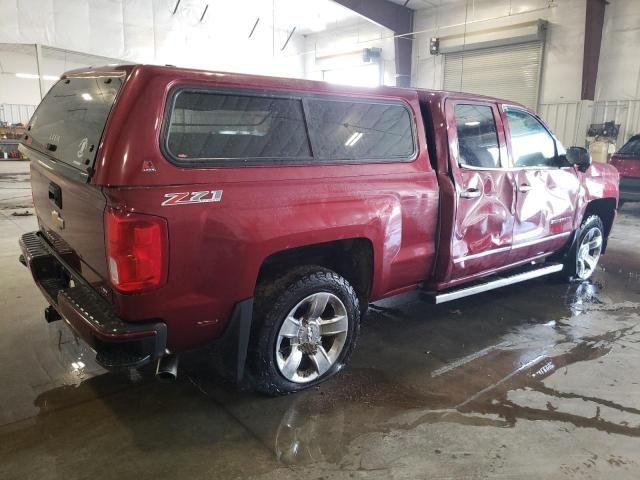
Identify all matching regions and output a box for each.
[156,354,179,380]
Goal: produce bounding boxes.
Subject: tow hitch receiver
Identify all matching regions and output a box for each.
[44,305,61,323]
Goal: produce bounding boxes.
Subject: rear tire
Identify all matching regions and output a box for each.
[250,267,360,395]
[563,215,604,280]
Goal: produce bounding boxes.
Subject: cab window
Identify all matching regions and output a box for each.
[619,135,640,155]
[454,104,501,168]
[505,108,559,168]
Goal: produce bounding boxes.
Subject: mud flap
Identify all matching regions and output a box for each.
[211,298,254,383]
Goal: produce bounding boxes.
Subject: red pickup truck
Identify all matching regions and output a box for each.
[19,65,619,395]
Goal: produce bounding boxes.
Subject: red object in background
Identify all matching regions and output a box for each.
[610,134,640,202]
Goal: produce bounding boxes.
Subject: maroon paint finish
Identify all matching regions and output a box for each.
[498,107,581,263]
[29,149,109,289]
[444,98,514,283]
[611,150,640,178]
[610,138,640,202]
[25,65,620,353]
[34,65,440,351]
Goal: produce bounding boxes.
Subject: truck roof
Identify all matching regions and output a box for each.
[61,64,523,108]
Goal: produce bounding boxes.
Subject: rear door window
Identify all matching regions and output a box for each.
[27,76,122,170]
[165,91,311,161]
[304,98,415,161]
[454,104,501,168]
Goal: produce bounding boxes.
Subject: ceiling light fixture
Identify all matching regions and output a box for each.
[345,132,363,147]
[15,73,39,79]
[15,73,60,81]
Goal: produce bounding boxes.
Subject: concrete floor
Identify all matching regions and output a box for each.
[1,160,639,480]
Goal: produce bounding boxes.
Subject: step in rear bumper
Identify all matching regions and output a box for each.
[19,231,167,369]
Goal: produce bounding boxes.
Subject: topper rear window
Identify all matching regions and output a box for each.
[26,76,122,170]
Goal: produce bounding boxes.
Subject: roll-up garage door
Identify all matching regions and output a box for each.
[443,41,543,110]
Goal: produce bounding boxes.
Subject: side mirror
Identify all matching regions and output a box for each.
[567,146,592,172]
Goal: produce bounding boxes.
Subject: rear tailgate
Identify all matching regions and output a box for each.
[20,72,125,288]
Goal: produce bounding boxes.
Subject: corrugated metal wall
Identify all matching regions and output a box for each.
[591,100,640,147]
[540,100,640,149]
[539,101,591,147]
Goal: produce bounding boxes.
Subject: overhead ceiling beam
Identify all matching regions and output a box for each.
[581,0,607,100]
[333,0,414,88]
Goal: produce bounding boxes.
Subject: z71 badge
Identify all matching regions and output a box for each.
[162,190,223,206]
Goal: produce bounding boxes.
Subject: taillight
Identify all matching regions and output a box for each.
[105,208,168,293]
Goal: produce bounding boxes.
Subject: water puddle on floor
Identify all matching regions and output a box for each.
[177,277,640,468]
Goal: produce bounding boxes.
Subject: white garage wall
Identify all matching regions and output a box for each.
[596,0,640,101]
[591,0,640,145]
[0,0,307,78]
[303,20,396,87]
[0,44,125,107]
[1,0,638,144]
[410,0,640,147]
[0,0,316,120]
[0,46,41,106]
[412,0,586,105]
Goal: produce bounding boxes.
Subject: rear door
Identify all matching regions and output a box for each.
[501,106,579,262]
[445,100,515,282]
[21,73,124,286]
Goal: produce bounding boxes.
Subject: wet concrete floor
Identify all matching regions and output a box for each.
[1,160,639,479]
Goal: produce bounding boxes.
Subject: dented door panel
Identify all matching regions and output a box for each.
[443,99,515,283]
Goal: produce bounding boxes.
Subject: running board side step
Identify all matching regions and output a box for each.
[423,263,564,304]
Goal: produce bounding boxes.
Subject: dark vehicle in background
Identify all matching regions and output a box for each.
[610,134,640,205]
[18,65,619,396]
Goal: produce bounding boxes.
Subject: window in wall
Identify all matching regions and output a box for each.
[166,91,312,161]
[304,98,415,161]
[454,104,501,168]
[505,108,557,168]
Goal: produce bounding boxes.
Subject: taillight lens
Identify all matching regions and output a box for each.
[105,208,168,293]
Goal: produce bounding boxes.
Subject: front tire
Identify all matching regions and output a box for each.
[564,215,604,280]
[250,267,360,395]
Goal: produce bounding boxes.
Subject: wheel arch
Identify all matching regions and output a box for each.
[255,238,374,312]
[582,197,617,253]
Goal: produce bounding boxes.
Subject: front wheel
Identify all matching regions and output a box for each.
[564,215,604,280]
[250,267,360,395]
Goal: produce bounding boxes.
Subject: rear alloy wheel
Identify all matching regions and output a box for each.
[251,268,360,395]
[275,292,349,383]
[565,215,604,280]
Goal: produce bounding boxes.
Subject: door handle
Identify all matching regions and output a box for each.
[48,182,62,208]
[460,188,481,199]
[518,184,533,193]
